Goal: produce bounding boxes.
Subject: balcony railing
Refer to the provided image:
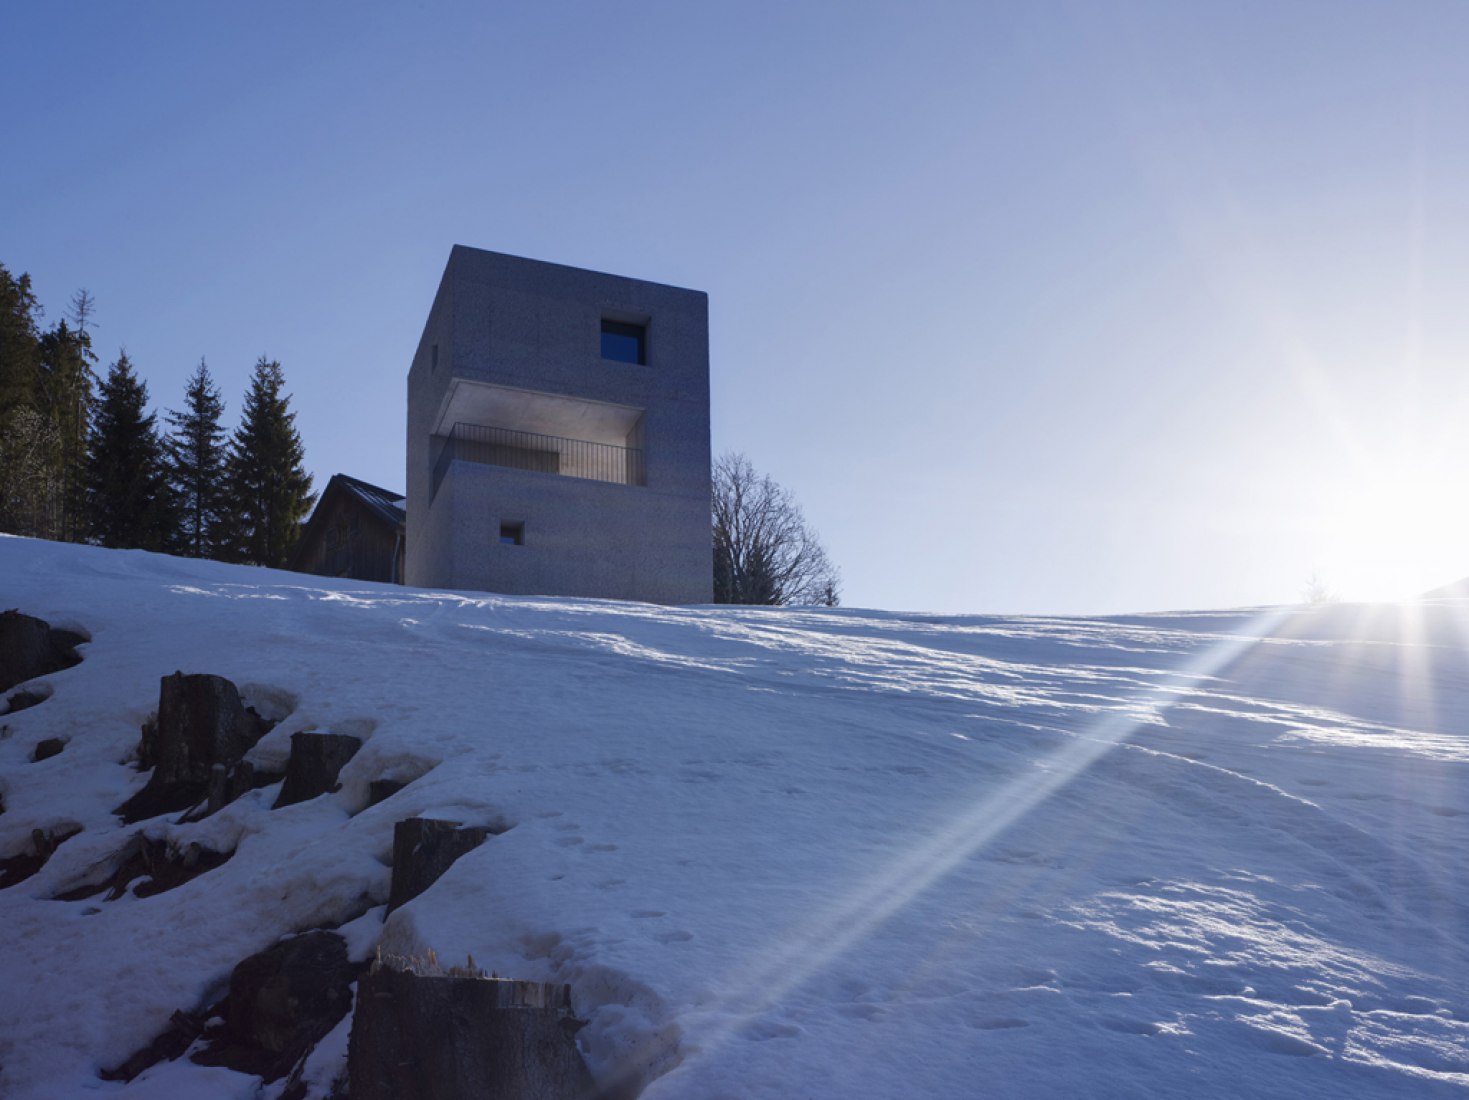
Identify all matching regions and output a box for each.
[431,422,646,500]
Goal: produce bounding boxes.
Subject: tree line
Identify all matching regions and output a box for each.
[0,263,315,567]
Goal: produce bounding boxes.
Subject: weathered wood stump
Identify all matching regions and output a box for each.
[0,609,85,692]
[274,732,363,808]
[116,672,272,822]
[387,818,494,913]
[368,777,408,807]
[348,969,594,1100]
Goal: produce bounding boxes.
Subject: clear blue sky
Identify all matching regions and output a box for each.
[6,1,1469,614]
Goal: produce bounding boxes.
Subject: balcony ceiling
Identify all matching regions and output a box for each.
[433,380,643,446]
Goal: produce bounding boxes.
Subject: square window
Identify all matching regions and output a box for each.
[499,521,524,546]
[601,319,646,365]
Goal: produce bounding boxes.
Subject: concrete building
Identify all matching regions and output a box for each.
[405,246,712,603]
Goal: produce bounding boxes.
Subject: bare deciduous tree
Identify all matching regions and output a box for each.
[712,451,840,606]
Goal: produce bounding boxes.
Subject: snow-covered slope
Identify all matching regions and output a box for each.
[1,535,1466,1099]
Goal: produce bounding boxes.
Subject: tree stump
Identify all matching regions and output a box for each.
[116,672,271,822]
[274,732,363,808]
[386,819,494,913]
[348,968,594,1100]
[368,778,408,806]
[0,610,85,693]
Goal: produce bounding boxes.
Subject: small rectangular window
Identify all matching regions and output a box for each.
[499,521,524,546]
[601,319,646,365]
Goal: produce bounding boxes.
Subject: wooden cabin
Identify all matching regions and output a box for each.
[291,474,405,584]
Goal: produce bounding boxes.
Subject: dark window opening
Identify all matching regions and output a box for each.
[499,521,525,546]
[601,319,646,365]
[431,343,439,372]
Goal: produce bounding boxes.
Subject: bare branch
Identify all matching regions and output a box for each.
[712,451,840,606]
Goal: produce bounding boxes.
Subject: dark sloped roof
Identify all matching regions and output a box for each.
[331,474,406,528]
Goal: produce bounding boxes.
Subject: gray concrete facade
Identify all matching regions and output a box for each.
[406,246,712,603]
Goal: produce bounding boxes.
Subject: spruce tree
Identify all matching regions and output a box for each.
[0,265,47,534]
[0,264,42,423]
[86,353,176,550]
[225,356,314,567]
[166,359,228,558]
[37,319,97,541]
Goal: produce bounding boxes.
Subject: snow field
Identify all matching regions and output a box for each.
[0,535,1465,1098]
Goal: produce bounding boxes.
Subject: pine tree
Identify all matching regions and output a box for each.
[225,356,315,567]
[86,353,176,550]
[37,318,97,541]
[165,359,228,558]
[0,406,60,536]
[0,265,47,534]
[0,264,42,423]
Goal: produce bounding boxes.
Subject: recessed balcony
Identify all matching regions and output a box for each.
[431,422,646,500]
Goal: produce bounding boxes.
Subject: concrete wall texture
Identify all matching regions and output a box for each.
[406,246,713,603]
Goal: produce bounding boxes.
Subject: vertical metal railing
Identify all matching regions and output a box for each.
[430,422,646,500]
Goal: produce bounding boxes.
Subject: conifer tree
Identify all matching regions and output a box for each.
[86,352,176,550]
[37,318,97,541]
[0,264,42,423]
[225,356,314,567]
[0,265,47,534]
[166,359,228,558]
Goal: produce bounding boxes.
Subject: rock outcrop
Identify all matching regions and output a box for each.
[194,930,360,1082]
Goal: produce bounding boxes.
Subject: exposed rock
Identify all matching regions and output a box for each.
[348,968,594,1100]
[100,1008,213,1082]
[54,834,234,901]
[31,737,65,762]
[0,825,84,889]
[387,818,502,914]
[0,609,86,693]
[194,930,360,1082]
[116,672,273,823]
[274,732,363,809]
[3,685,51,715]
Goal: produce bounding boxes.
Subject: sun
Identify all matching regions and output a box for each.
[1311,469,1469,602]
